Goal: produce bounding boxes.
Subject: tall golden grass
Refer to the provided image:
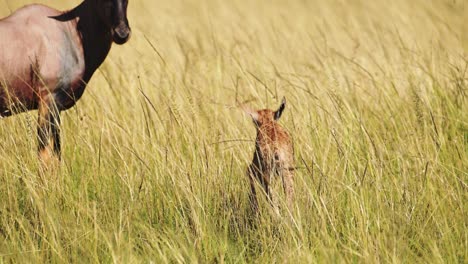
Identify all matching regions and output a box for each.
[0,0,466,262]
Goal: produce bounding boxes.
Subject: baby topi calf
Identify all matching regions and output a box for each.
[243,97,294,214]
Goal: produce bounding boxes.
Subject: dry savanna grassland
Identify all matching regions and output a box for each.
[0,0,466,262]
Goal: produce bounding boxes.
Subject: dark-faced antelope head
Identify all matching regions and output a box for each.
[98,0,131,44]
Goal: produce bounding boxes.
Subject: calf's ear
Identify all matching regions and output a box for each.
[241,104,259,122]
[274,97,286,120]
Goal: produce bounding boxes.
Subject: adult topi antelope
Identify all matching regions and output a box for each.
[242,97,295,214]
[0,0,131,164]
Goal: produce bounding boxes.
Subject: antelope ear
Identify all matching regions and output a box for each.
[274,97,286,120]
[241,104,259,122]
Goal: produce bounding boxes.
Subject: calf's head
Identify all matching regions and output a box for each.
[97,0,131,44]
[242,97,286,127]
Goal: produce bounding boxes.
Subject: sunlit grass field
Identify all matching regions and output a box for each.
[0,0,467,262]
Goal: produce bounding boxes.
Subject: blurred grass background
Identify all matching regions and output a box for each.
[0,0,466,262]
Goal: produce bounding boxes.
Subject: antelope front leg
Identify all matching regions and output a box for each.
[282,169,294,211]
[247,166,259,215]
[263,177,281,216]
[37,97,61,166]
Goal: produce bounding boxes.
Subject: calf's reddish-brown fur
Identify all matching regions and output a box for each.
[244,97,294,214]
[0,0,131,164]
